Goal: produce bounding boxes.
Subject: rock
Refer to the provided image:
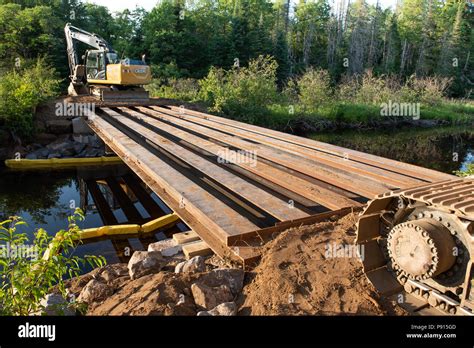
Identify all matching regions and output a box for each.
[91,137,104,149]
[72,117,93,134]
[148,239,183,257]
[197,302,237,316]
[147,238,176,251]
[161,246,183,257]
[166,294,197,316]
[47,119,72,134]
[25,153,38,160]
[47,153,61,159]
[37,148,50,158]
[77,279,113,304]
[199,268,245,296]
[98,263,129,283]
[175,256,206,274]
[39,293,75,316]
[191,283,233,310]
[47,139,74,152]
[73,142,86,155]
[127,251,164,280]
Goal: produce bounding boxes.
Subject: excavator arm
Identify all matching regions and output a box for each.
[64,23,115,90]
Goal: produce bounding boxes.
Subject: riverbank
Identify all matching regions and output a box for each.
[1,96,472,163]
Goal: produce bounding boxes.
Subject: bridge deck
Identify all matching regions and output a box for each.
[88,105,455,265]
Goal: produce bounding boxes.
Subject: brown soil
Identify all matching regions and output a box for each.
[237,213,407,316]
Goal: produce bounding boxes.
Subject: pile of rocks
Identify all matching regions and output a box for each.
[64,238,245,316]
[24,134,105,159]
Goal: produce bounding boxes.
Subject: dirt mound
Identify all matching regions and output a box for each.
[64,212,407,316]
[238,213,406,316]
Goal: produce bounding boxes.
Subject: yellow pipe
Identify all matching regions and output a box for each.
[140,213,180,233]
[42,212,180,260]
[5,156,122,169]
[75,213,180,241]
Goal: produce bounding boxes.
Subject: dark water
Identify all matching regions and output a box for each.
[0,164,186,273]
[311,126,474,174]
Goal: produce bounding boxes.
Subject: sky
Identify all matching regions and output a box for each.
[90,0,399,14]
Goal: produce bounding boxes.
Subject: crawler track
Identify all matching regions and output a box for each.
[357,179,474,315]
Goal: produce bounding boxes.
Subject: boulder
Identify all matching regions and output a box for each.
[191,283,233,310]
[35,148,50,159]
[73,142,86,155]
[25,153,38,160]
[175,256,206,274]
[91,137,104,149]
[148,239,183,257]
[197,302,237,316]
[77,279,113,304]
[127,251,164,280]
[98,263,129,283]
[47,139,74,152]
[39,293,75,316]
[198,268,244,296]
[72,117,93,134]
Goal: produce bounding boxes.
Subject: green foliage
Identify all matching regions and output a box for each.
[0,209,106,316]
[456,163,474,177]
[148,78,200,101]
[296,68,332,112]
[0,59,60,138]
[0,4,60,64]
[199,55,279,123]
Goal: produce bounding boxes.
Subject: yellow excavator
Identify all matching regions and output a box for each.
[64,23,151,101]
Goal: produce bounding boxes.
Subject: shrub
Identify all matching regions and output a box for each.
[148,78,200,101]
[354,70,393,105]
[409,76,452,106]
[0,58,60,138]
[0,209,105,315]
[199,55,279,123]
[296,68,332,112]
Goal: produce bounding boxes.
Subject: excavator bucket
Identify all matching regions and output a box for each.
[68,82,89,96]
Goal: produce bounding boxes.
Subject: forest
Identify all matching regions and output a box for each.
[0,0,473,135]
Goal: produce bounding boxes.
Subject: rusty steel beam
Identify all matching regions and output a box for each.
[149,106,424,188]
[166,105,455,183]
[131,106,392,197]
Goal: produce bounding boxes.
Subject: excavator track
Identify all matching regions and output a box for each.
[356,178,474,316]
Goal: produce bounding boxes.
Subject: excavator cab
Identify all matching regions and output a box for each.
[85,50,106,80]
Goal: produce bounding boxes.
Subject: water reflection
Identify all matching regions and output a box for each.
[0,164,187,272]
[311,126,474,174]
